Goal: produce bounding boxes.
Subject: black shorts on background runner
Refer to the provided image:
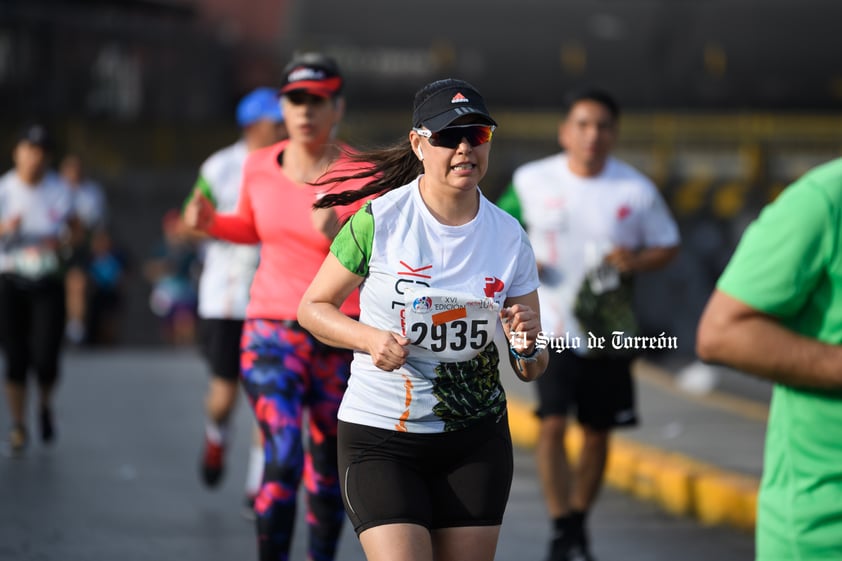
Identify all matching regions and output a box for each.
[536,350,638,430]
[198,318,244,381]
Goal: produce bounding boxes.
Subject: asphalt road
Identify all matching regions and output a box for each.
[0,348,754,561]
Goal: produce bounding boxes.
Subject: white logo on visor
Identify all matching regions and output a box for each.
[288,67,325,82]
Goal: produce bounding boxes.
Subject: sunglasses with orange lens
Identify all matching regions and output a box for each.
[413,124,495,149]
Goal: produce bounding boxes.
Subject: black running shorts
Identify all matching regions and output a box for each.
[338,413,513,535]
[535,350,638,430]
[197,318,244,381]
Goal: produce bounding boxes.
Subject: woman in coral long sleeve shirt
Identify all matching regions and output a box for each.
[184,53,368,561]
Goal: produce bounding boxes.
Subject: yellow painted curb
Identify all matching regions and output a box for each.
[505,395,540,449]
[506,395,759,532]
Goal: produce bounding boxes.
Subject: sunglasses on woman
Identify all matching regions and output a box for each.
[413,124,495,149]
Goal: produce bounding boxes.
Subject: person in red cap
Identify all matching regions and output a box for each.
[298,78,547,561]
[183,53,370,561]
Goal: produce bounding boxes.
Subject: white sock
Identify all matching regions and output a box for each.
[245,445,264,497]
[205,421,228,445]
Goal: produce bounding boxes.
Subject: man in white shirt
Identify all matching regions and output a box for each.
[498,88,680,561]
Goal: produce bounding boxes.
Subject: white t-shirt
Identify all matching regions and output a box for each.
[331,177,540,433]
[511,154,679,348]
[71,179,107,230]
[191,141,260,319]
[0,170,74,279]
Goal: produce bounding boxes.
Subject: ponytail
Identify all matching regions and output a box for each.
[313,140,422,209]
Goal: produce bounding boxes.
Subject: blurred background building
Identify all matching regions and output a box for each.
[2,0,841,350]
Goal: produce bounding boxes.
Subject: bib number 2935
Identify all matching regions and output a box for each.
[403,288,499,362]
[408,319,489,353]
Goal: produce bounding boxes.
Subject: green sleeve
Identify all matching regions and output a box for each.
[717,180,833,318]
[330,202,374,277]
[181,176,218,214]
[496,182,525,227]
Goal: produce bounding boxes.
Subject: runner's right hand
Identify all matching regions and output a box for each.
[368,331,410,372]
[183,191,215,232]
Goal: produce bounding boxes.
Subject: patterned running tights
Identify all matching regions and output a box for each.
[240,319,352,561]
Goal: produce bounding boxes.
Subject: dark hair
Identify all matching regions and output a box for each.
[312,141,422,209]
[562,87,620,121]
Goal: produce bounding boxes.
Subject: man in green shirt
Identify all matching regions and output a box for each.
[697,158,842,560]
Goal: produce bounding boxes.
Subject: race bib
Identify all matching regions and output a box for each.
[8,246,60,280]
[403,287,499,362]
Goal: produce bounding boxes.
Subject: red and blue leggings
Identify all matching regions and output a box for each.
[241,319,352,561]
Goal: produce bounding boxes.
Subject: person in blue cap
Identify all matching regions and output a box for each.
[181,87,286,515]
